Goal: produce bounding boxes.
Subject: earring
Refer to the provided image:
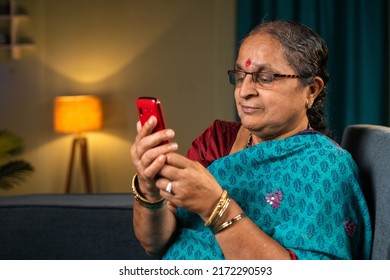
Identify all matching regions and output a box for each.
[305,102,312,109]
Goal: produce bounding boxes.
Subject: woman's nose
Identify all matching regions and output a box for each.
[237,75,258,98]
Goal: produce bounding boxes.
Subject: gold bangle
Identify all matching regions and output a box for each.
[209,196,230,230]
[131,174,166,210]
[204,190,228,227]
[213,212,246,234]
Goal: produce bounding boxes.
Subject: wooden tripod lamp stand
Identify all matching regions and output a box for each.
[54,95,102,193]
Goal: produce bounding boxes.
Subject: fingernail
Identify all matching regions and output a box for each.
[170,142,178,149]
[166,129,175,137]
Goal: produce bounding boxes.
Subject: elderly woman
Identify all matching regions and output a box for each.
[130,20,372,260]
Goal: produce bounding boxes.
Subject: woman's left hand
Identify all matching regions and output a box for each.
[156,153,223,221]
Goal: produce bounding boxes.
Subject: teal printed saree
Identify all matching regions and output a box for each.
[163,132,372,260]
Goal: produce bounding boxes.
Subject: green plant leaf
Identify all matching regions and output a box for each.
[0,130,24,164]
[0,160,34,190]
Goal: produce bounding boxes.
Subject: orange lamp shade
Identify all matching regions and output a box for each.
[54,95,102,133]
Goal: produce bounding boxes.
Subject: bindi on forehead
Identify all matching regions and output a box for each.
[245,58,251,69]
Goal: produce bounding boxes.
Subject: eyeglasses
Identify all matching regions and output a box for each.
[227,70,301,89]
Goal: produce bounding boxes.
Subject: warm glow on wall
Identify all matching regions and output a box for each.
[54,95,102,134]
[38,1,186,84]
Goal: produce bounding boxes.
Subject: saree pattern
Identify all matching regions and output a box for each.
[163,132,372,260]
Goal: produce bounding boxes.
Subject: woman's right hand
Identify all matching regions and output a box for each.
[130,116,178,200]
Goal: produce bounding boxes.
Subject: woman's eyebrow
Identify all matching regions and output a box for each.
[235,63,273,72]
[234,63,244,70]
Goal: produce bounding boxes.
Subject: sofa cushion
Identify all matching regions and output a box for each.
[342,124,390,260]
[0,193,153,260]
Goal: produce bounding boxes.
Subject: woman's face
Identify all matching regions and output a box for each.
[234,33,313,141]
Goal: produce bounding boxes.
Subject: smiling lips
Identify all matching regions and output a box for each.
[240,104,263,114]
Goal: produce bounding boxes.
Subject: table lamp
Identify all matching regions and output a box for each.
[54,95,102,193]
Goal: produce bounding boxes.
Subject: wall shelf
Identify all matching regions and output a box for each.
[0,0,33,59]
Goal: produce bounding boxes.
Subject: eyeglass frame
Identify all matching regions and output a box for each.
[227,69,302,88]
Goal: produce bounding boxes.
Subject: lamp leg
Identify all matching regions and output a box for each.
[79,137,92,193]
[65,138,77,193]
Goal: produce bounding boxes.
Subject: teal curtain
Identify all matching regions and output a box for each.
[236,0,389,141]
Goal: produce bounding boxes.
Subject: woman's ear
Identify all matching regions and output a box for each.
[306,76,325,105]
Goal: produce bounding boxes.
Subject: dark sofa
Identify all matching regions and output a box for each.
[342,124,390,260]
[0,193,154,260]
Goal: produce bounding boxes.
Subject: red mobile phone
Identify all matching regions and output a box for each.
[136,97,168,143]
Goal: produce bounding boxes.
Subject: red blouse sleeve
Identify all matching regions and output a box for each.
[288,250,298,260]
[186,120,241,168]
